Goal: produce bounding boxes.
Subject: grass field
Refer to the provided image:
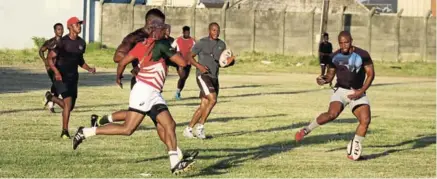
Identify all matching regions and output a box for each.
[0,64,435,177]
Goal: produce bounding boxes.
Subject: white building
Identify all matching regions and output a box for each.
[0,0,225,49]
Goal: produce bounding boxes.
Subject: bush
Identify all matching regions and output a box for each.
[32,37,47,49]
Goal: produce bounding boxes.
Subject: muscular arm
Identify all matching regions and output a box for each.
[116,54,137,80]
[47,51,60,75]
[360,64,375,92]
[169,54,187,68]
[325,67,336,82]
[113,44,131,63]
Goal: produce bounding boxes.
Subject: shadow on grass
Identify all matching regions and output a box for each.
[326,133,436,161]
[136,113,288,131]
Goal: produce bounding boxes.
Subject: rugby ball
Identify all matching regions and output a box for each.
[346,140,362,161]
[219,49,233,67]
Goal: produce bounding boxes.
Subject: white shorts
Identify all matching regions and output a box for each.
[330,87,370,111]
[129,81,166,113]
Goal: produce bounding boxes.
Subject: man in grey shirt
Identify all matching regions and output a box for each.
[183,22,235,139]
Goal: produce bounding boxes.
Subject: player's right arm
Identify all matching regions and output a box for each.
[189,40,208,73]
[113,34,137,63]
[116,43,143,87]
[39,40,50,66]
[47,50,62,81]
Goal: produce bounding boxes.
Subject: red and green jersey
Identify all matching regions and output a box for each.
[129,38,176,91]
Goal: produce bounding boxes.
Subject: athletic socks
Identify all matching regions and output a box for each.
[83,127,96,138]
[176,89,181,93]
[48,101,54,108]
[98,115,112,125]
[354,134,365,143]
[169,151,180,169]
[304,118,320,133]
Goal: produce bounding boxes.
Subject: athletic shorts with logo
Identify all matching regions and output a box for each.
[196,73,219,98]
[330,87,370,110]
[129,81,167,114]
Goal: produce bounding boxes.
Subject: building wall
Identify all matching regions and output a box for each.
[0,0,85,49]
[397,0,432,17]
[99,4,436,62]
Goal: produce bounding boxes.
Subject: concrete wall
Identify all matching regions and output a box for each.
[100,4,436,62]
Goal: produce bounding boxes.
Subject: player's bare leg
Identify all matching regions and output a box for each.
[295,101,344,142]
[185,94,216,139]
[347,104,371,160]
[155,110,196,174]
[91,110,129,127]
[60,97,73,139]
[175,67,190,100]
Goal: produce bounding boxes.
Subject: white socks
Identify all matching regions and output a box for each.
[83,127,96,138]
[108,115,113,122]
[354,134,365,143]
[304,118,320,133]
[168,151,180,169]
[48,101,54,108]
[176,89,181,93]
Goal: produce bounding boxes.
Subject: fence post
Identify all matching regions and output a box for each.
[310,7,316,56]
[367,7,376,54]
[191,1,197,39]
[251,3,259,54]
[395,9,403,62]
[99,0,105,46]
[338,6,345,32]
[130,0,135,32]
[281,5,287,55]
[221,1,229,42]
[161,0,166,13]
[422,10,432,62]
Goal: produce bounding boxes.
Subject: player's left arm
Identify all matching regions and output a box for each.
[78,43,96,74]
[162,42,186,67]
[360,60,375,94]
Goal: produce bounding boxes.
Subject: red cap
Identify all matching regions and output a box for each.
[67,17,84,26]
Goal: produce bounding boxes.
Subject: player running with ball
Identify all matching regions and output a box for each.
[295,31,375,161]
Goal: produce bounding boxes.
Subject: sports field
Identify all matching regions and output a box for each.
[0,64,435,177]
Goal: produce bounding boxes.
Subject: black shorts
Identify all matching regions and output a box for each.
[320,56,331,65]
[54,79,78,99]
[196,74,219,98]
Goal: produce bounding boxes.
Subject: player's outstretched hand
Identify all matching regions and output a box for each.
[88,67,96,74]
[131,67,140,76]
[316,76,326,86]
[347,89,364,100]
[55,73,62,81]
[116,76,123,89]
[199,65,209,74]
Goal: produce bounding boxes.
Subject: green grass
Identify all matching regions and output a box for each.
[0,65,435,177]
[0,46,435,77]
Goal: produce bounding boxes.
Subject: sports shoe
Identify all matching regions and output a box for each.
[72,127,86,150]
[346,139,362,161]
[196,126,206,139]
[90,114,99,127]
[183,127,195,138]
[295,128,309,142]
[175,92,181,100]
[43,91,53,108]
[183,151,199,161]
[60,129,71,139]
[171,158,195,175]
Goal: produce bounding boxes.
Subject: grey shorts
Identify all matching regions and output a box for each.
[330,87,370,111]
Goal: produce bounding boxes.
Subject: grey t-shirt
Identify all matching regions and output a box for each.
[192,36,226,78]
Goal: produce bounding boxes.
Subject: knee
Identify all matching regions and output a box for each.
[359,116,371,126]
[208,98,217,106]
[121,126,136,136]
